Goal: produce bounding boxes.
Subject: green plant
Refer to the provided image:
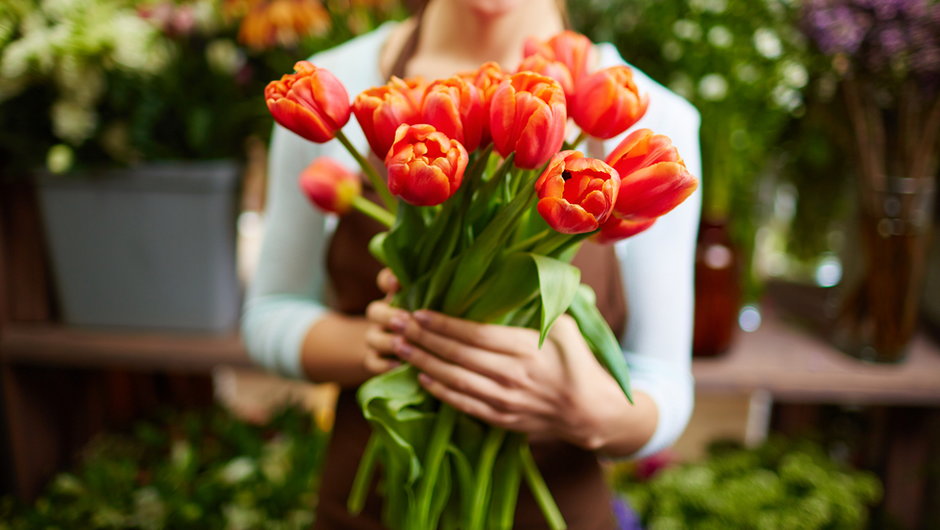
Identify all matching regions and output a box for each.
[0,405,328,529]
[611,437,882,529]
[569,0,812,299]
[0,0,403,174]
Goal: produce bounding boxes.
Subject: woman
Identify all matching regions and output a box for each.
[243,0,702,527]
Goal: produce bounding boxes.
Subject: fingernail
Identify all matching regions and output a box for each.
[389,314,407,332]
[413,310,431,325]
[394,337,412,358]
[418,372,432,385]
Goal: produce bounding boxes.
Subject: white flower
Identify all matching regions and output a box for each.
[754,28,783,59]
[698,73,728,101]
[772,84,802,112]
[707,25,733,48]
[260,436,292,484]
[51,99,97,144]
[55,57,104,105]
[219,456,257,484]
[780,60,808,89]
[672,19,702,42]
[662,40,683,62]
[46,144,75,173]
[206,39,244,76]
[132,487,167,530]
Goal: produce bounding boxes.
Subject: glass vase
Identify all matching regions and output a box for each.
[833,176,936,363]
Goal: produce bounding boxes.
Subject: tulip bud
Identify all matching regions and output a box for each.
[535,151,620,234]
[459,62,506,146]
[572,66,649,139]
[298,157,361,214]
[265,61,350,143]
[596,129,698,243]
[517,54,575,101]
[523,30,595,84]
[353,76,427,159]
[385,124,469,207]
[421,76,485,152]
[490,72,567,169]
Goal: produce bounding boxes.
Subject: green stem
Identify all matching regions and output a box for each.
[519,442,567,530]
[347,434,381,515]
[506,229,551,254]
[414,403,458,528]
[467,427,507,530]
[335,129,397,213]
[351,195,394,227]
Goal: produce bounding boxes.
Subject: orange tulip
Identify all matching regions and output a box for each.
[523,30,594,84]
[421,76,485,152]
[353,76,427,158]
[535,150,620,234]
[298,157,361,214]
[572,65,649,139]
[517,54,574,100]
[385,124,469,206]
[596,129,698,243]
[460,61,506,145]
[490,72,567,169]
[265,61,351,143]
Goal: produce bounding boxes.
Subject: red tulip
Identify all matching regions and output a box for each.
[535,150,620,234]
[298,157,361,215]
[572,65,649,139]
[353,76,427,158]
[517,54,574,100]
[265,61,350,143]
[523,30,594,84]
[421,76,485,151]
[490,72,567,169]
[385,124,469,206]
[596,129,698,243]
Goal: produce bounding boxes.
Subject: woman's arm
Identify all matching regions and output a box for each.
[242,123,377,386]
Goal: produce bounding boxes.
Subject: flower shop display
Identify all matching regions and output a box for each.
[569,0,812,355]
[0,405,329,529]
[611,438,883,529]
[265,30,698,529]
[802,0,940,363]
[0,0,399,331]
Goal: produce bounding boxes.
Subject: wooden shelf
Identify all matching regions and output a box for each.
[693,313,940,406]
[1,324,252,373]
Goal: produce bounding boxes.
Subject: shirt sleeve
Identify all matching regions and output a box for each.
[240,124,332,379]
[597,44,703,458]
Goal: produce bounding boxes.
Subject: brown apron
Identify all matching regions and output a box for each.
[314,198,627,530]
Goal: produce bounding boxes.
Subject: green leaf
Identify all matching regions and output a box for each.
[368,232,388,265]
[463,253,539,323]
[531,254,581,347]
[356,365,434,486]
[568,285,633,403]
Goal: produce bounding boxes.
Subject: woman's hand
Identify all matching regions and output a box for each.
[363,268,636,450]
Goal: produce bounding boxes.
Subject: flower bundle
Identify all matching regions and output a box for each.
[265,30,697,530]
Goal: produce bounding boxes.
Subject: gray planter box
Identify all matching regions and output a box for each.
[36,161,241,332]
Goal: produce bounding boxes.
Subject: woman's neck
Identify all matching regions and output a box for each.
[406,0,565,79]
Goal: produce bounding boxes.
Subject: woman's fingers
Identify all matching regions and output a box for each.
[363,326,401,375]
[418,372,522,430]
[412,310,540,355]
[365,300,409,330]
[398,318,521,385]
[376,267,400,296]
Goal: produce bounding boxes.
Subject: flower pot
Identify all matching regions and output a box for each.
[36,160,241,332]
[833,176,936,363]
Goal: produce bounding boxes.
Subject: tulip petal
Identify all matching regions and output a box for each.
[596,216,657,243]
[537,198,599,234]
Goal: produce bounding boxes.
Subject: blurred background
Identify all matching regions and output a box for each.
[0,0,938,527]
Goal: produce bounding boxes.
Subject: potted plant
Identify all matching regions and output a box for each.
[0,0,400,331]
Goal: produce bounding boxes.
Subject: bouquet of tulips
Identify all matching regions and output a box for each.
[265,31,697,530]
